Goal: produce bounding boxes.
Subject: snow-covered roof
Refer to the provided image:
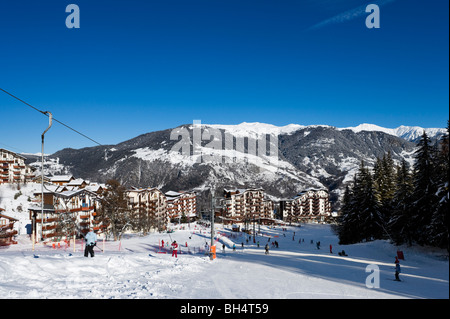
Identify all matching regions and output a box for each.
[85,184,103,193]
[166,191,182,197]
[50,175,74,182]
[0,213,18,221]
[66,178,87,186]
[34,184,68,194]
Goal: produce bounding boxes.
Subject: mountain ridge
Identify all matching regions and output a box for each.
[24,122,445,211]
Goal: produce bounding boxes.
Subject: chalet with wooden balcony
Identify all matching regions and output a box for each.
[28,187,104,242]
[0,148,36,185]
[0,209,18,246]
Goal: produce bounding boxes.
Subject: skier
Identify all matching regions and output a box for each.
[265,243,270,255]
[172,240,178,258]
[394,261,401,281]
[84,229,97,258]
[316,241,321,250]
[330,244,333,254]
[233,244,236,252]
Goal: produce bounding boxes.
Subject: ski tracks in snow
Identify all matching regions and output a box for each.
[0,250,210,299]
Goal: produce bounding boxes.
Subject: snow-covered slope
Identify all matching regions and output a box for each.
[197,122,445,142]
[0,183,41,235]
[0,223,448,299]
[207,122,307,137]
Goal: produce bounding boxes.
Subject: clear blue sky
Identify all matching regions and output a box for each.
[0,0,448,154]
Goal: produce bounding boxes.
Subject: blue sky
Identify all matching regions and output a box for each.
[0,0,448,154]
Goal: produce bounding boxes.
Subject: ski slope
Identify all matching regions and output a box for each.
[0,223,448,299]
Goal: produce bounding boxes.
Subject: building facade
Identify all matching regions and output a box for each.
[0,149,35,184]
[281,189,332,223]
[127,187,168,232]
[28,188,104,242]
[165,191,197,222]
[221,188,274,224]
[0,210,18,246]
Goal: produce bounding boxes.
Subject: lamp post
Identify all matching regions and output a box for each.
[40,112,52,242]
[210,188,215,260]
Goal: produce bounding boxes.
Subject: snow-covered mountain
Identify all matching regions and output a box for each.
[23,122,445,209]
[208,122,446,143]
[339,123,446,142]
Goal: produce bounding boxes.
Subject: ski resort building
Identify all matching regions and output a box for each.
[28,183,105,242]
[280,189,332,223]
[127,187,168,231]
[220,188,274,224]
[0,148,36,185]
[165,190,197,223]
[0,209,18,246]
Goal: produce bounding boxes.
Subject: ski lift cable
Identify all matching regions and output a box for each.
[0,88,102,146]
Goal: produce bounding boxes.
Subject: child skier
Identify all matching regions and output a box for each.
[395,259,401,281]
[172,240,178,258]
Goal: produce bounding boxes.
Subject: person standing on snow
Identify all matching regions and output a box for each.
[172,240,179,258]
[394,256,401,281]
[84,229,97,258]
[395,262,401,281]
[265,243,270,255]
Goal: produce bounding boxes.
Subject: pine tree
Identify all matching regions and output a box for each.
[356,162,383,241]
[429,122,449,251]
[337,184,359,244]
[389,159,414,245]
[410,131,438,245]
[373,152,396,227]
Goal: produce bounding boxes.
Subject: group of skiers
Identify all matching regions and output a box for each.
[81,228,404,282]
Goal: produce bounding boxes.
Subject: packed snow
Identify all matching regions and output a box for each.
[1,222,448,299]
[1,184,448,300]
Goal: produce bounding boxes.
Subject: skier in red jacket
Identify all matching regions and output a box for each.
[172,240,178,258]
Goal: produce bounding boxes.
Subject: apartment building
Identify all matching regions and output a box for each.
[165,190,197,222]
[0,149,36,184]
[281,188,332,223]
[221,188,274,224]
[127,187,168,231]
